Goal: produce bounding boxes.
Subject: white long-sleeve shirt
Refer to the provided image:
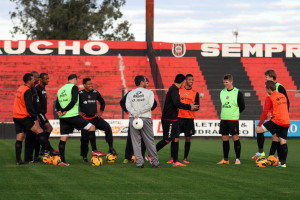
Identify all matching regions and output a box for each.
[125,87,154,118]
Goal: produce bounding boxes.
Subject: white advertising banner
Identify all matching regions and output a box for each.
[50,119,254,137]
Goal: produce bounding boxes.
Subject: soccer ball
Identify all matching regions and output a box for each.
[106,153,117,163]
[48,156,53,164]
[52,156,61,166]
[267,156,278,166]
[133,118,143,130]
[91,156,103,166]
[42,155,50,164]
[131,155,136,163]
[256,157,268,167]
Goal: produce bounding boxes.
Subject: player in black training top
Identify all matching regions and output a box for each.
[24,71,41,162]
[120,77,157,163]
[145,74,199,167]
[36,73,53,153]
[79,78,117,162]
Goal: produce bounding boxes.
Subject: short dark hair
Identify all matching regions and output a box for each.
[265,69,277,80]
[39,73,48,79]
[68,74,77,81]
[223,74,233,81]
[266,80,276,91]
[135,75,145,86]
[83,78,91,84]
[145,77,149,82]
[186,74,193,79]
[23,73,33,83]
[31,71,39,75]
[174,74,185,84]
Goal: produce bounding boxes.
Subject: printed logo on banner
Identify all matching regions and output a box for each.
[172,43,186,57]
[255,120,300,137]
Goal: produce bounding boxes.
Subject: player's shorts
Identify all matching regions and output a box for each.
[13,117,35,134]
[219,120,239,135]
[38,113,49,125]
[59,115,92,135]
[161,118,179,141]
[262,120,289,140]
[178,118,195,137]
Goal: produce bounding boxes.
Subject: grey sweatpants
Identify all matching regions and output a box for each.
[129,117,159,167]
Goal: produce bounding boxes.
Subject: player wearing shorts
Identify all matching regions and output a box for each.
[217,74,245,165]
[252,69,290,159]
[146,74,198,167]
[13,73,55,165]
[56,74,98,166]
[167,74,199,164]
[256,81,290,167]
[79,78,115,162]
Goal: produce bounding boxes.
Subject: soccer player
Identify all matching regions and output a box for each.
[256,80,290,167]
[120,77,157,163]
[56,74,98,166]
[125,75,160,168]
[13,73,55,165]
[147,74,199,167]
[79,78,116,162]
[24,71,41,162]
[217,74,245,165]
[167,74,199,164]
[252,69,290,159]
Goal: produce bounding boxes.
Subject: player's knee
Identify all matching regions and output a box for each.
[16,133,25,141]
[185,137,191,142]
[232,134,239,141]
[45,124,53,133]
[222,135,229,141]
[88,124,95,131]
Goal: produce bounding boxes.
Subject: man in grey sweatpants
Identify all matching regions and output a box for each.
[126,75,160,168]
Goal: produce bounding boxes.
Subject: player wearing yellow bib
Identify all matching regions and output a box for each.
[218,74,245,165]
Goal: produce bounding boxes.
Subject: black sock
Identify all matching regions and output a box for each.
[34,139,40,158]
[108,141,113,149]
[277,142,282,160]
[15,141,22,162]
[223,141,230,160]
[59,140,66,162]
[156,140,168,152]
[280,144,288,165]
[38,132,53,152]
[257,133,264,153]
[269,141,279,156]
[234,140,241,159]
[89,131,97,151]
[45,131,51,139]
[171,142,175,159]
[172,142,179,162]
[184,142,191,159]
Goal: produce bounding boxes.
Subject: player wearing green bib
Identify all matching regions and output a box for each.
[252,69,290,160]
[56,74,99,166]
[217,74,245,165]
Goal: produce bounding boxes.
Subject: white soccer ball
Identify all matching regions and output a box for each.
[133,118,143,130]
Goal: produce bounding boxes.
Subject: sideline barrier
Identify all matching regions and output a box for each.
[49,119,254,137]
[255,120,300,137]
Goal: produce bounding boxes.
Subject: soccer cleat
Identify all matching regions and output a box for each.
[91,150,106,157]
[137,164,144,168]
[33,157,42,163]
[172,161,187,167]
[145,155,152,164]
[60,162,71,166]
[152,165,161,168]
[217,159,229,165]
[183,158,190,164]
[167,157,173,164]
[276,164,286,168]
[109,147,118,156]
[123,159,129,164]
[251,152,265,159]
[16,161,28,165]
[83,157,89,162]
[235,159,241,165]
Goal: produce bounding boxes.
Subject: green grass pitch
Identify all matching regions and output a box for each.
[0,138,300,200]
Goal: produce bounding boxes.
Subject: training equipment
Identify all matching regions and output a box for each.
[217,159,229,165]
[251,152,265,159]
[106,153,117,163]
[256,157,268,167]
[90,156,103,166]
[133,118,143,130]
[48,156,53,164]
[42,155,50,164]
[267,156,278,166]
[131,155,136,163]
[52,156,61,165]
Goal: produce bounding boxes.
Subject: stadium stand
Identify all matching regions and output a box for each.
[197,57,263,120]
[242,58,300,119]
